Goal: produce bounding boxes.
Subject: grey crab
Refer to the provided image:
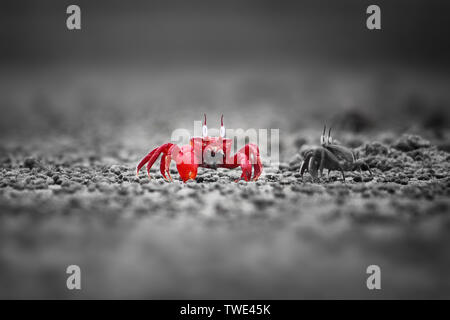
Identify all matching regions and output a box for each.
[300,126,373,181]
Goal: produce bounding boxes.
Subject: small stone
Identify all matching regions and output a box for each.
[33,178,46,185]
[280,178,293,185]
[110,165,122,175]
[97,182,114,193]
[13,182,25,190]
[252,197,274,210]
[392,134,431,152]
[365,141,388,156]
[61,179,71,188]
[24,157,40,169]
[87,184,96,192]
[117,187,129,196]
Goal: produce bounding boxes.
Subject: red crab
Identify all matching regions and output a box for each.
[136,115,263,182]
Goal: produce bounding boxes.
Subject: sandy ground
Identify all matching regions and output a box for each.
[0,67,449,299]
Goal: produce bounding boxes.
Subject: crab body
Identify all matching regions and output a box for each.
[137,115,262,182]
[300,126,372,181]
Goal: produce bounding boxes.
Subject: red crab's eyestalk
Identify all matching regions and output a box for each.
[202,113,208,137]
[220,114,226,138]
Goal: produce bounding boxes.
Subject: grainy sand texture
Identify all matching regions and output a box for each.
[1,67,449,299]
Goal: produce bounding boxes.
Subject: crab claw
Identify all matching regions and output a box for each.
[233,143,262,182]
[300,149,314,180]
[235,154,252,182]
[175,145,198,182]
[302,148,322,181]
[242,161,252,182]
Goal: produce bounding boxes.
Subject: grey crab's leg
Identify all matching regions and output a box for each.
[319,148,326,178]
[308,155,319,181]
[354,159,373,177]
[323,148,346,181]
[300,150,314,179]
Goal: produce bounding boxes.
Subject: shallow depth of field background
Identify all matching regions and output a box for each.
[0,0,449,298]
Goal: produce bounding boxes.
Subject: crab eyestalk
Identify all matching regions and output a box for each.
[202,113,208,137]
[328,126,332,144]
[220,114,226,138]
[321,125,326,145]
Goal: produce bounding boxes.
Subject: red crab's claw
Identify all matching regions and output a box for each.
[233,143,263,182]
[175,145,198,182]
[237,156,252,182]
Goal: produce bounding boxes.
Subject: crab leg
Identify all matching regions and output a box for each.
[319,149,326,177]
[323,148,346,181]
[160,153,173,181]
[354,159,373,177]
[300,150,314,179]
[136,143,175,178]
[245,143,263,181]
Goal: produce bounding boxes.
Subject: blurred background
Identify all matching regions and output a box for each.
[1,0,449,141]
[0,0,449,299]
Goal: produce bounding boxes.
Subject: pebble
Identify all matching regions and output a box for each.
[392,134,431,152]
[23,157,40,169]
